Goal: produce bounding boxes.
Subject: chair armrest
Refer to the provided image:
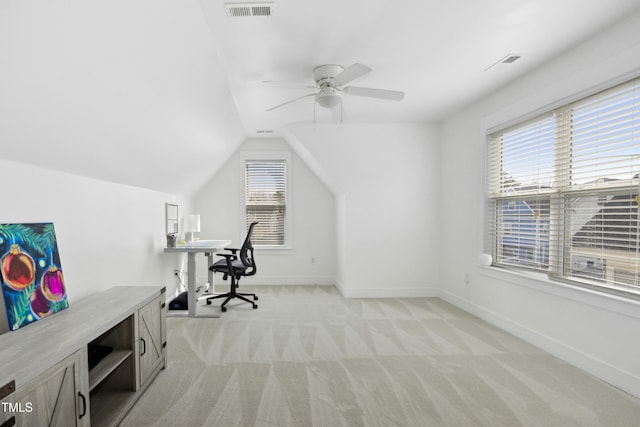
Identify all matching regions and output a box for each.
[215,253,237,272]
[225,247,239,254]
[216,253,235,258]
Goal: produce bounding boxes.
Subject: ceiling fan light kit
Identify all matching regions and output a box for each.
[313,65,345,109]
[266,63,405,115]
[315,86,341,108]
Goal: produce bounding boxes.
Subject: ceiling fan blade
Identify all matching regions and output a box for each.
[333,63,372,87]
[266,93,317,111]
[344,86,405,101]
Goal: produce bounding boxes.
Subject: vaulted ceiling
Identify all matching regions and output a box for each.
[1,0,639,195]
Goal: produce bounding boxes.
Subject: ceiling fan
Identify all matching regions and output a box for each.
[265,63,405,112]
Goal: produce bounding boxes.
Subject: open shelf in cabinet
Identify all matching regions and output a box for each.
[88,315,136,427]
[89,355,136,427]
[89,349,133,391]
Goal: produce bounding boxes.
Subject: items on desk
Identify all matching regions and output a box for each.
[186,214,201,242]
[166,233,177,248]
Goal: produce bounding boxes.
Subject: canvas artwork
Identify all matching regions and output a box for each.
[0,223,69,331]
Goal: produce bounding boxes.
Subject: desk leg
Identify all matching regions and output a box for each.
[187,252,197,317]
[206,252,214,293]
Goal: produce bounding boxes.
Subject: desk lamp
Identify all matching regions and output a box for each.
[188,214,201,242]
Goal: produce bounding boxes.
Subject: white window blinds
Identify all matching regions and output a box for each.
[487,114,556,271]
[245,160,287,246]
[570,81,640,188]
[487,76,640,298]
[561,80,640,294]
[488,114,558,197]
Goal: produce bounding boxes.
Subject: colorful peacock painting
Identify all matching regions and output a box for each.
[0,223,69,331]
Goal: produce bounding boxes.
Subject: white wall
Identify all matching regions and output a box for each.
[287,123,441,298]
[439,10,640,397]
[0,158,191,333]
[193,138,336,287]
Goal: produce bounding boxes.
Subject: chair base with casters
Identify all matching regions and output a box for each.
[206,222,260,312]
[205,276,258,312]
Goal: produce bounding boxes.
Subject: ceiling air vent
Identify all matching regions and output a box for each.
[501,55,522,64]
[225,2,274,17]
[484,53,524,71]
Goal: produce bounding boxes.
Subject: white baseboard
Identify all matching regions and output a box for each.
[335,277,346,296]
[439,289,640,399]
[239,276,335,286]
[338,286,440,299]
[237,275,439,299]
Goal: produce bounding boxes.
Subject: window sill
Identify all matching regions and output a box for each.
[254,246,293,254]
[477,265,640,319]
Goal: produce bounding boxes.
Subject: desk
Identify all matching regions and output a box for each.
[164,240,231,317]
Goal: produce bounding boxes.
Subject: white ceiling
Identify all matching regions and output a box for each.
[202,0,640,133]
[1,0,639,194]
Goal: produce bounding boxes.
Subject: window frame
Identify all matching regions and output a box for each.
[239,150,293,250]
[486,76,640,300]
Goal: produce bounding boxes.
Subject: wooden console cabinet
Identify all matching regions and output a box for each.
[0,286,166,427]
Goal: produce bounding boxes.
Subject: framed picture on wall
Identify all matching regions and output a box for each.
[0,223,69,331]
[166,203,179,235]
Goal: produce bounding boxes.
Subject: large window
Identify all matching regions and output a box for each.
[487,77,640,298]
[243,152,291,247]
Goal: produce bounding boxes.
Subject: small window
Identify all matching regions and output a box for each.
[241,151,291,248]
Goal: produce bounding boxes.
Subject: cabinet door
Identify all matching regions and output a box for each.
[0,349,90,427]
[138,296,165,387]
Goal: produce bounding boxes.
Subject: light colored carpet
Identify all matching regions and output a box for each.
[120,285,640,426]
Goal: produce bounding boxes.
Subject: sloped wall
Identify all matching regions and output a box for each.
[0,158,189,333]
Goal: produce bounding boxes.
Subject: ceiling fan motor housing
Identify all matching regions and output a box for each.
[313,64,344,86]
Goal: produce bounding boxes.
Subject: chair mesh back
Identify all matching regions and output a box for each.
[240,222,258,269]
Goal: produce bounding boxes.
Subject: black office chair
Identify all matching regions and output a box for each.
[206,221,259,312]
